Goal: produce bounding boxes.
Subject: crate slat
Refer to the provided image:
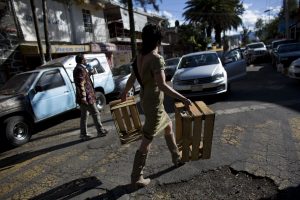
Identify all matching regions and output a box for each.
[182,117,192,162]
[191,116,202,160]
[121,106,133,131]
[129,105,141,129]
[113,108,126,133]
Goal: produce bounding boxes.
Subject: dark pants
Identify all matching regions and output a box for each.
[80,103,103,135]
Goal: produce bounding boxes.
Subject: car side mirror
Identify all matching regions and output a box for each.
[223,57,234,64]
[34,85,43,93]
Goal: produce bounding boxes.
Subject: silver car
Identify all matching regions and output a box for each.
[288,57,300,80]
[172,49,246,97]
[164,57,180,81]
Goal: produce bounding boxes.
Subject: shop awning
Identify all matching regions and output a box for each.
[90,42,117,52]
[20,43,90,55]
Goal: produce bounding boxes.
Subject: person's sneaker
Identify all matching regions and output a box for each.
[80,134,92,141]
[97,129,108,137]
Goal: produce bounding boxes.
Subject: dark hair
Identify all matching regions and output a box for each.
[141,23,163,55]
[75,54,85,64]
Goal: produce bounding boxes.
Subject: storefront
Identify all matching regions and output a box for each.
[19,43,91,69]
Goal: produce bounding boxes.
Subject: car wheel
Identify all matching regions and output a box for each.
[127,87,135,97]
[95,91,106,111]
[4,116,32,146]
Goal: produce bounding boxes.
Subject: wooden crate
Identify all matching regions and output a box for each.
[175,101,215,161]
[109,96,142,144]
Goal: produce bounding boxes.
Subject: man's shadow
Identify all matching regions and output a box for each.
[88,165,179,200]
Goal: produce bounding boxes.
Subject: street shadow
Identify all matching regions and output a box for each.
[29,177,102,200]
[89,165,179,200]
[261,184,300,200]
[0,138,94,169]
[34,109,81,133]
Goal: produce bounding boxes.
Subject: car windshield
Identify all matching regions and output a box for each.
[165,58,180,66]
[0,72,38,94]
[178,53,219,69]
[112,64,132,76]
[278,43,300,53]
[247,43,264,49]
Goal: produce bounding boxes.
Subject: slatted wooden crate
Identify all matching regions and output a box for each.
[175,101,215,161]
[109,96,142,144]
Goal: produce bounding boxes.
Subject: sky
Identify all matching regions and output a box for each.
[144,0,283,35]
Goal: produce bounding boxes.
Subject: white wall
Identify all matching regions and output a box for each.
[69,3,109,44]
[13,0,109,44]
[13,0,72,42]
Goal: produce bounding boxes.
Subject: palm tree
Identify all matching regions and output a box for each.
[183,0,244,47]
[120,0,160,59]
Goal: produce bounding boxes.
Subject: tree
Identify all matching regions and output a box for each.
[183,0,244,47]
[176,23,208,53]
[30,0,46,64]
[240,26,250,46]
[120,0,160,59]
[255,18,264,40]
[42,0,52,61]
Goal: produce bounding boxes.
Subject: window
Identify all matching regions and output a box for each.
[87,58,104,74]
[82,9,93,33]
[36,70,65,90]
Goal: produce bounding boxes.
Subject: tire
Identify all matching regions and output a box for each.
[95,91,106,111]
[4,116,32,146]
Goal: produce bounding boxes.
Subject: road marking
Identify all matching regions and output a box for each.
[215,100,300,116]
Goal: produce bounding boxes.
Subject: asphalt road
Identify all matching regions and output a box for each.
[0,62,300,200]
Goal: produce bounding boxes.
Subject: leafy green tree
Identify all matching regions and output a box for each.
[183,0,244,47]
[176,23,208,53]
[240,26,250,46]
[255,18,264,40]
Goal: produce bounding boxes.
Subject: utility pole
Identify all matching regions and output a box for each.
[284,0,289,39]
[42,0,52,61]
[128,0,137,60]
[30,0,46,64]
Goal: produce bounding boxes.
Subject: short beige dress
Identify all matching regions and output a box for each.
[135,52,171,140]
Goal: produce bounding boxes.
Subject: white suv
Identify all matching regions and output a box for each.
[245,42,268,64]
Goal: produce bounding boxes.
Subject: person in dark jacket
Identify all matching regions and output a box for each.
[73,54,108,140]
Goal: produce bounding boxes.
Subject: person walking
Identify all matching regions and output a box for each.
[73,54,108,140]
[121,23,192,188]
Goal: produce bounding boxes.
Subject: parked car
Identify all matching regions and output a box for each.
[244,42,268,64]
[164,57,181,81]
[0,53,114,146]
[171,49,246,97]
[270,39,296,67]
[108,63,140,99]
[288,58,300,80]
[274,43,300,74]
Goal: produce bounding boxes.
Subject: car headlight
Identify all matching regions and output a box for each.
[213,72,224,81]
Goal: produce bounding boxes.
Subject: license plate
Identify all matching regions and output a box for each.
[191,85,203,91]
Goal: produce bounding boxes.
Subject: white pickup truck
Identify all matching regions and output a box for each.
[0,53,115,146]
